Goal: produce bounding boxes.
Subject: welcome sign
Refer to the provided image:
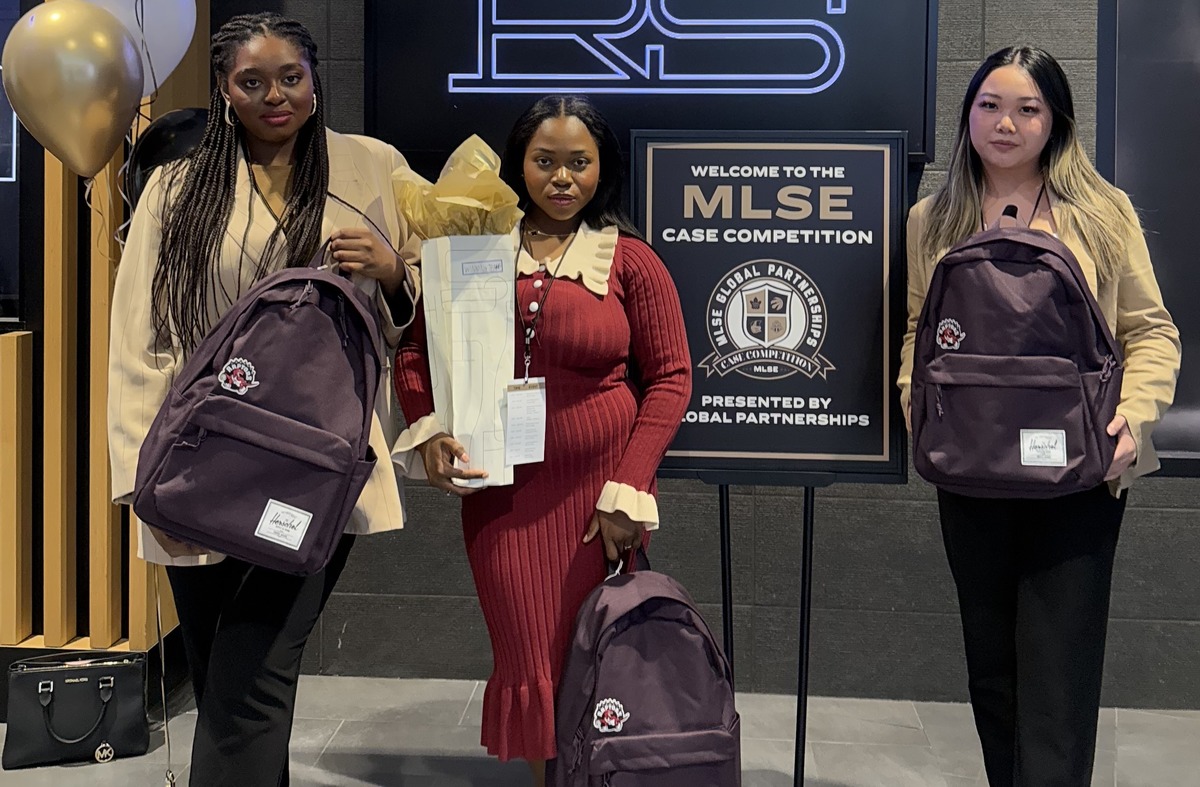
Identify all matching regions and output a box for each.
[635,133,906,482]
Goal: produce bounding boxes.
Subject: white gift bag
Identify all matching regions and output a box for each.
[421,233,517,487]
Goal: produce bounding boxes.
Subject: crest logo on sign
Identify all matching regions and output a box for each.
[700,259,835,381]
[742,284,793,348]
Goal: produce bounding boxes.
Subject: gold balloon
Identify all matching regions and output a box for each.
[1,0,144,178]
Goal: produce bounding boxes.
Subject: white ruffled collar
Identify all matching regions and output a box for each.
[514,222,618,296]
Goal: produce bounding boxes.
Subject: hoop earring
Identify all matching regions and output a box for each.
[223,98,235,127]
[310,95,318,117]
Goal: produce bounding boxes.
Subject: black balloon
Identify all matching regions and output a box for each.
[125,108,208,210]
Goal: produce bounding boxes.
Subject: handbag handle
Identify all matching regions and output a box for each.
[37,676,114,745]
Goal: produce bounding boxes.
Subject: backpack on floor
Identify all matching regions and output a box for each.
[132,251,382,574]
[910,226,1124,498]
[549,565,741,786]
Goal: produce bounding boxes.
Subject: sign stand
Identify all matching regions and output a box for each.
[793,485,817,787]
[701,472,836,786]
[718,483,735,677]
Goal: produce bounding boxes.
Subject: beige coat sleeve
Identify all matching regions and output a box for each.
[1113,196,1182,481]
[108,168,176,504]
[372,143,422,349]
[108,168,221,565]
[897,199,931,425]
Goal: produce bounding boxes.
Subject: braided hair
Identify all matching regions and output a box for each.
[152,12,329,354]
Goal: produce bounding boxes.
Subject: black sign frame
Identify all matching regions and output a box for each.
[633,130,908,486]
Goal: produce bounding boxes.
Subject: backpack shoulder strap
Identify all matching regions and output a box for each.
[1040,238,1123,362]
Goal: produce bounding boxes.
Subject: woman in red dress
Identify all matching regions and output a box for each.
[393,95,692,784]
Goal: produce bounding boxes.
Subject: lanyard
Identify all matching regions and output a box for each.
[980,182,1046,232]
[517,227,578,382]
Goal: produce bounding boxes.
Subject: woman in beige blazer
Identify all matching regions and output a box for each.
[107,13,418,785]
[897,47,1180,786]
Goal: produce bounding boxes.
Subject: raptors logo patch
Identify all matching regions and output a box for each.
[935,318,966,351]
[218,357,261,396]
[593,698,630,734]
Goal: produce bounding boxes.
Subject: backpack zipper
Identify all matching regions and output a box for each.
[178,428,207,450]
[16,658,135,673]
[337,296,349,348]
[935,355,1113,418]
[290,281,314,310]
[1100,354,1116,383]
[567,726,586,775]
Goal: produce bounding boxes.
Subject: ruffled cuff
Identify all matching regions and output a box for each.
[391,412,444,479]
[596,481,660,531]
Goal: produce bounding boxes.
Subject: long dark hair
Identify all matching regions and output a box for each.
[924,46,1136,281]
[152,12,329,354]
[500,95,641,237]
[957,46,1076,182]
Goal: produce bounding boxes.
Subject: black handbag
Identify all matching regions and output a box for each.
[2,650,150,770]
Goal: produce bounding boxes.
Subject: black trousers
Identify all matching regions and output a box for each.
[165,535,355,787]
[937,486,1125,787]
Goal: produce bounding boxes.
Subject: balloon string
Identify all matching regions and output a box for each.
[136,0,161,106]
[115,154,132,254]
[84,167,124,269]
[104,164,122,266]
[118,0,164,256]
[83,178,109,268]
[116,103,153,255]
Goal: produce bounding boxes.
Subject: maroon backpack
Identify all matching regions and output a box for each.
[549,568,741,787]
[910,227,1124,498]
[132,261,382,574]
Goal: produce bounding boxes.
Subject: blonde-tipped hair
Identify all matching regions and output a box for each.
[922,46,1139,282]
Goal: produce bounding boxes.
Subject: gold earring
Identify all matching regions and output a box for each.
[310,95,318,117]
[223,97,235,127]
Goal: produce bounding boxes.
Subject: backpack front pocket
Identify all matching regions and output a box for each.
[914,354,1100,495]
[589,725,740,786]
[142,393,356,572]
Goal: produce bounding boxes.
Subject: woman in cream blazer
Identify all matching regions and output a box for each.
[110,135,418,564]
[897,47,1180,786]
[107,13,418,785]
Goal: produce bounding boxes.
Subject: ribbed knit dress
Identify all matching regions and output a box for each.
[393,224,691,761]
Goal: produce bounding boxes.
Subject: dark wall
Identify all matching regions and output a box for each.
[211,0,284,25]
[210,0,365,133]
[1098,0,1200,469]
[257,0,1200,709]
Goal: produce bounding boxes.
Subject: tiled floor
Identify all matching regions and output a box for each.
[2,676,1198,785]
